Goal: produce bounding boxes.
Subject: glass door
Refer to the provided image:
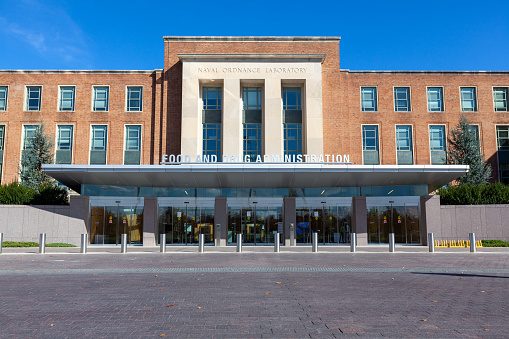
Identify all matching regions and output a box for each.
[90,203,144,245]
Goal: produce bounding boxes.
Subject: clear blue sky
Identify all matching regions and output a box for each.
[0,0,508,71]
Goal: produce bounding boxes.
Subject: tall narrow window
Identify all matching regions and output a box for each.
[394,87,410,111]
[361,87,377,111]
[496,126,509,184]
[55,125,73,164]
[496,126,509,150]
[396,125,413,165]
[127,87,143,111]
[90,125,107,164]
[26,86,42,111]
[362,125,379,165]
[0,86,8,111]
[243,87,262,161]
[59,86,75,111]
[283,87,302,156]
[93,87,109,111]
[461,87,477,112]
[494,88,508,112]
[427,87,443,112]
[124,125,141,165]
[23,125,38,150]
[0,125,5,183]
[202,87,222,159]
[429,125,446,164]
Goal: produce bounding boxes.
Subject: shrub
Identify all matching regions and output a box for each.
[481,240,509,247]
[438,183,509,205]
[0,182,36,205]
[30,183,69,205]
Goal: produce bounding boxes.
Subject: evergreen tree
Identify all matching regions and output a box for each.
[447,115,492,185]
[19,123,54,189]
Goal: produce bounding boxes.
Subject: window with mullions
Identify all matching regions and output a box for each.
[243,87,262,160]
[202,87,222,159]
[394,87,410,111]
[23,125,39,150]
[361,87,377,111]
[93,87,109,111]
[56,125,73,164]
[396,125,413,165]
[0,86,8,111]
[461,87,477,112]
[362,125,379,165]
[494,88,508,112]
[124,125,141,164]
[59,86,75,111]
[283,87,302,156]
[427,87,443,112]
[429,125,446,164]
[496,126,509,150]
[90,125,107,164]
[26,86,42,111]
[127,87,143,111]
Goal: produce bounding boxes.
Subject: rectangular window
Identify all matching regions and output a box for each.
[26,86,42,111]
[127,87,143,111]
[0,86,8,111]
[429,125,446,164]
[361,87,377,111]
[394,87,410,111]
[93,87,109,111]
[469,125,480,143]
[496,126,509,150]
[283,87,302,156]
[427,87,443,112]
[90,125,107,164]
[460,87,477,112]
[396,125,413,165]
[202,87,222,159]
[243,87,262,161]
[23,125,38,150]
[59,86,75,111]
[494,88,508,112]
[362,125,379,165]
[56,125,73,164]
[124,125,141,165]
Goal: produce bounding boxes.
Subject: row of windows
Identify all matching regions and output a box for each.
[361,86,509,112]
[0,86,143,112]
[21,125,142,165]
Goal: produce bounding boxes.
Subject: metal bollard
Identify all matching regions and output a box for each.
[160,234,166,253]
[39,233,46,254]
[428,233,435,253]
[121,234,127,253]
[80,234,88,254]
[274,233,280,253]
[350,233,356,253]
[0,232,3,254]
[312,232,318,252]
[470,233,476,253]
[236,234,242,253]
[199,234,205,253]
[389,233,395,253]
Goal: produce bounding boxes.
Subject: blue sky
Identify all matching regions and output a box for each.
[0,0,508,71]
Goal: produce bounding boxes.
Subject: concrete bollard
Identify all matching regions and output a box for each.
[199,234,205,253]
[39,233,46,254]
[428,233,434,253]
[80,234,88,254]
[389,233,395,253]
[312,232,318,253]
[236,234,242,253]
[160,234,166,253]
[121,234,127,253]
[469,233,476,253]
[350,233,356,253]
[274,233,280,253]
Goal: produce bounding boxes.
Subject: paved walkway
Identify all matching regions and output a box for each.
[0,250,508,337]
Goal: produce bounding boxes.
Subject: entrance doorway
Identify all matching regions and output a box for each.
[90,201,144,245]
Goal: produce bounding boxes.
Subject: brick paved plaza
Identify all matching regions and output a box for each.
[0,248,508,338]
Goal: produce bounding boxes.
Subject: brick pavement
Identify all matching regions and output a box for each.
[0,252,508,338]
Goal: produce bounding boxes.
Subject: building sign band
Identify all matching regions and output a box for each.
[160,154,351,164]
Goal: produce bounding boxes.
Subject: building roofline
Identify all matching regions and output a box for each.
[341,69,509,74]
[178,53,326,62]
[164,36,341,42]
[0,70,157,74]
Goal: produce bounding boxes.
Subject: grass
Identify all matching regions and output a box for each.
[1,241,76,247]
[481,240,509,247]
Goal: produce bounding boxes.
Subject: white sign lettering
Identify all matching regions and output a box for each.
[160,154,351,164]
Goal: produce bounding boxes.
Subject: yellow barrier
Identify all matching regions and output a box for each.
[434,240,483,248]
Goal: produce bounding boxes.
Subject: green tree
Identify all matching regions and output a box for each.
[447,115,492,185]
[19,123,54,189]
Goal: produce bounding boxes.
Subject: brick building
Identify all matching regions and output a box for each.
[1,36,507,246]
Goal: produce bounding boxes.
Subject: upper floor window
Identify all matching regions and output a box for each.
[26,86,42,111]
[203,87,222,110]
[460,87,477,112]
[0,86,7,111]
[243,87,262,160]
[396,125,413,151]
[56,125,73,164]
[23,125,39,149]
[394,87,410,111]
[59,86,75,111]
[202,87,222,159]
[283,87,302,156]
[496,126,509,150]
[93,87,109,111]
[427,87,443,112]
[91,125,107,151]
[283,87,301,110]
[362,125,378,151]
[429,125,446,151]
[127,87,143,111]
[494,87,508,112]
[361,87,377,111]
[125,125,141,151]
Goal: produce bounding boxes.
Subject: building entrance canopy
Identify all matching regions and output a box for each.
[42,164,468,194]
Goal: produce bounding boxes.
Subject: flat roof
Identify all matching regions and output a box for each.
[43,164,468,194]
[164,36,341,42]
